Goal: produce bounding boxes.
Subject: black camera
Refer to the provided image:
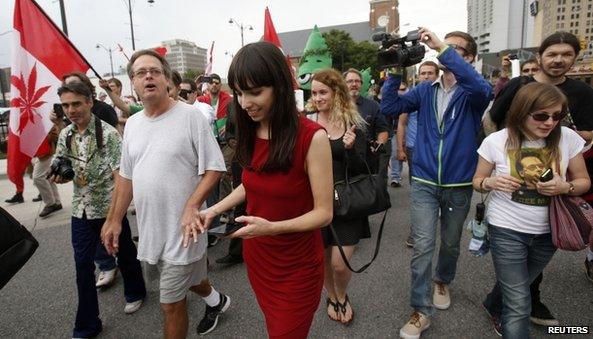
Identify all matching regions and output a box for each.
[53,103,65,119]
[201,75,212,84]
[48,156,75,181]
[373,29,426,69]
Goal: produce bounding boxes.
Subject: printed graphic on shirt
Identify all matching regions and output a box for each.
[508,148,551,206]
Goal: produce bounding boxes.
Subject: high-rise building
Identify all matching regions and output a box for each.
[534,0,593,58]
[161,39,207,74]
[468,0,536,54]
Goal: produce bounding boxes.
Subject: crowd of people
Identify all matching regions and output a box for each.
[4,26,593,339]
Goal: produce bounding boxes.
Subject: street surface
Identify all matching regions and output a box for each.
[1,162,592,338]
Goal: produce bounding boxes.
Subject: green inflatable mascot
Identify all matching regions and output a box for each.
[360,67,372,97]
[297,25,332,90]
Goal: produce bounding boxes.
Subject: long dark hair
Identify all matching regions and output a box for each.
[227,41,299,172]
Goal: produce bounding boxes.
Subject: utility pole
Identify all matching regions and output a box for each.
[59,0,68,36]
[128,0,136,51]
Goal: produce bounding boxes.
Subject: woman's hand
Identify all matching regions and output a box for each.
[194,207,220,233]
[536,172,570,196]
[343,125,357,150]
[483,174,522,193]
[230,215,275,239]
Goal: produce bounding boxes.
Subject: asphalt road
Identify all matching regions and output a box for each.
[1,171,592,338]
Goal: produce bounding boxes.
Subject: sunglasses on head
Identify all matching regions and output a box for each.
[529,111,567,122]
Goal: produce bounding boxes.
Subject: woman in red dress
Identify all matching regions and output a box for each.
[195,41,333,338]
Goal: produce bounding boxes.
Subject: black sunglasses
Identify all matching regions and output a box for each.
[447,43,469,56]
[529,111,567,122]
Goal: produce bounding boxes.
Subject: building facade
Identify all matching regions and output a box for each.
[468,0,536,54]
[161,39,207,74]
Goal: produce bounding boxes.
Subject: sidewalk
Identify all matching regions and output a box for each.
[1,160,73,230]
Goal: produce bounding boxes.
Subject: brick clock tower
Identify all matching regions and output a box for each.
[369,0,399,34]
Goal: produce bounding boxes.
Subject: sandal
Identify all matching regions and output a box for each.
[337,295,354,325]
[326,298,340,321]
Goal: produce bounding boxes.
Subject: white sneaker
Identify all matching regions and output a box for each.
[96,268,117,288]
[399,311,430,339]
[124,299,144,314]
[432,282,451,310]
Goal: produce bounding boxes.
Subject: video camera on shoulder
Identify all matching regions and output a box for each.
[373,29,426,69]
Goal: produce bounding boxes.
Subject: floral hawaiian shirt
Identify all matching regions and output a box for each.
[54,116,122,219]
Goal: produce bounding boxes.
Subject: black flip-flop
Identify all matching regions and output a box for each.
[326,298,340,321]
[337,295,354,325]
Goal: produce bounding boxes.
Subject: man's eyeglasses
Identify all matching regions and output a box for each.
[447,44,469,56]
[529,111,567,122]
[179,89,194,100]
[346,79,362,84]
[133,68,163,78]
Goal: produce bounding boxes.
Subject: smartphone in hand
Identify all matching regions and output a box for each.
[539,168,553,182]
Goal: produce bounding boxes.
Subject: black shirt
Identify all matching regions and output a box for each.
[490,76,593,131]
[91,99,118,128]
[355,96,392,139]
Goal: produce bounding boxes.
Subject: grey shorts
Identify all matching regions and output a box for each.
[156,256,208,304]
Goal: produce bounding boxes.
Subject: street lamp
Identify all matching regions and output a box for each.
[96,43,114,78]
[228,18,253,47]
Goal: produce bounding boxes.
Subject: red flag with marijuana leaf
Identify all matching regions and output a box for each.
[8,0,90,191]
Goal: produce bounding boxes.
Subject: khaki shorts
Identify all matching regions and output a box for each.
[156,256,208,304]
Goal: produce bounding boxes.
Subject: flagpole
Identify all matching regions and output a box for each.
[58,0,68,36]
[28,0,102,79]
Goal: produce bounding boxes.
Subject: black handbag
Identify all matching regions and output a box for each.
[333,161,391,219]
[0,206,39,289]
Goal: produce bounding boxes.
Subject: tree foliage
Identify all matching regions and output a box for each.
[183,68,203,81]
[322,29,379,79]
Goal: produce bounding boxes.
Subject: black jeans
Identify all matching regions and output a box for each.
[71,214,145,338]
[484,268,544,317]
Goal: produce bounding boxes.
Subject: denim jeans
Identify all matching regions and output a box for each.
[409,181,473,316]
[71,214,146,338]
[390,136,402,182]
[95,243,117,271]
[489,225,556,339]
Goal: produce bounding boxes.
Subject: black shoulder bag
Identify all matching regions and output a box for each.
[0,207,39,289]
[331,156,391,273]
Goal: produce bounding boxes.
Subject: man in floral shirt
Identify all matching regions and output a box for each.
[52,82,146,339]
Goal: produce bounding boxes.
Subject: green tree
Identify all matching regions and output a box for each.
[322,30,380,79]
[183,68,203,81]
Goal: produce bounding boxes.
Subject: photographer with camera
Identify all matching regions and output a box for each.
[380,27,492,339]
[51,82,146,338]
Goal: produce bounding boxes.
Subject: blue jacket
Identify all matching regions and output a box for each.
[381,47,492,187]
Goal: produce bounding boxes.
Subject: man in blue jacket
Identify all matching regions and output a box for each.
[381,27,492,339]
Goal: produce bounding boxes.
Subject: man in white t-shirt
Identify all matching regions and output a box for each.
[101,49,230,337]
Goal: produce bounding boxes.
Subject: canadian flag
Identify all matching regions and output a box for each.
[8,0,90,190]
[262,7,299,92]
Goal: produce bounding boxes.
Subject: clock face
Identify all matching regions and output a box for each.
[378,15,389,27]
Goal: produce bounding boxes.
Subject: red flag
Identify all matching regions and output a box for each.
[205,41,214,75]
[9,0,90,190]
[262,7,298,89]
[153,46,167,57]
[263,7,282,48]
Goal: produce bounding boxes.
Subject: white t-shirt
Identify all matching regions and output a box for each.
[193,101,216,125]
[120,101,226,265]
[478,127,584,234]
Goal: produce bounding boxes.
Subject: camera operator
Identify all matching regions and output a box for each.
[51,82,146,338]
[380,27,492,339]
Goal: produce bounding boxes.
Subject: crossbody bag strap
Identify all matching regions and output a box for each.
[329,209,389,273]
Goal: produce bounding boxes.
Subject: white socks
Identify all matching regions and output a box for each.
[203,289,221,307]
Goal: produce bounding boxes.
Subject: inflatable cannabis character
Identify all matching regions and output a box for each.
[360,67,371,97]
[297,25,332,90]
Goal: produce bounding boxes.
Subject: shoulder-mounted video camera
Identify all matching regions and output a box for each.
[373,30,426,69]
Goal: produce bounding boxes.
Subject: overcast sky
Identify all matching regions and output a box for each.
[0,0,467,77]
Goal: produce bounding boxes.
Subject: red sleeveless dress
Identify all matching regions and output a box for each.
[242,116,325,338]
